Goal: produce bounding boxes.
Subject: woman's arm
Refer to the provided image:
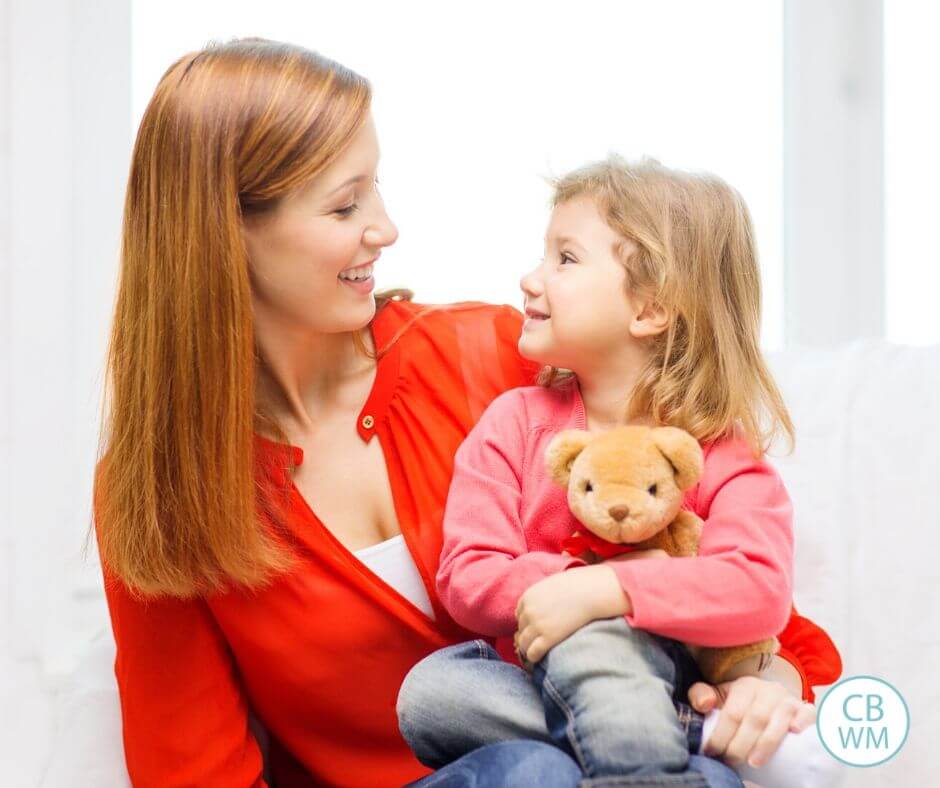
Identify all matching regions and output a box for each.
[686,607,844,767]
[101,564,267,787]
[688,675,817,769]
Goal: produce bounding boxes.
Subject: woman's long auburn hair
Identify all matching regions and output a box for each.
[538,154,795,460]
[89,38,411,599]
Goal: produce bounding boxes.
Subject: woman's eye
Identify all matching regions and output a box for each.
[335,203,358,217]
[647,484,657,496]
[560,252,576,265]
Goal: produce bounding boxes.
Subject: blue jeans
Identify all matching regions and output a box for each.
[405,740,582,787]
[405,741,744,788]
[398,619,743,787]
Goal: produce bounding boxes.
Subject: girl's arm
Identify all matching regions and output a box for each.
[603,435,795,647]
[436,388,586,637]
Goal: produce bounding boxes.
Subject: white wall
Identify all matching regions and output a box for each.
[0,0,130,678]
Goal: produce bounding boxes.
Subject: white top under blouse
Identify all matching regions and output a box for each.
[353,534,436,620]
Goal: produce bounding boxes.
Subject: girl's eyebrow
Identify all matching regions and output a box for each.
[545,235,588,254]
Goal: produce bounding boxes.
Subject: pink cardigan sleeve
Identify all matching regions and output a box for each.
[609,436,794,647]
[436,389,585,637]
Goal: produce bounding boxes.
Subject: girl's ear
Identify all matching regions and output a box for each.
[650,427,704,490]
[545,430,593,486]
[629,298,671,339]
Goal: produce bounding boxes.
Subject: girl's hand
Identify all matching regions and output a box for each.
[514,565,627,664]
[603,548,670,563]
[688,675,816,768]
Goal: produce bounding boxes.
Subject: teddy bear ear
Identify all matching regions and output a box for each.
[650,426,704,490]
[545,430,593,487]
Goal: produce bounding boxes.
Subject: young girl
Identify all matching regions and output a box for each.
[396,155,843,787]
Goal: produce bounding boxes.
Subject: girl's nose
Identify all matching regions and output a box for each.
[519,265,542,297]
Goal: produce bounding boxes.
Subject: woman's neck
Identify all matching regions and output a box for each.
[253,310,376,433]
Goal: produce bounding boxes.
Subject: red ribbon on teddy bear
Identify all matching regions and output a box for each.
[560,530,642,559]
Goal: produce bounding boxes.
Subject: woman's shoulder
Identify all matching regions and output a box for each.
[375,297,541,401]
[375,297,527,342]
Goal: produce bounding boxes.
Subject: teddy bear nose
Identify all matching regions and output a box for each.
[608,505,630,522]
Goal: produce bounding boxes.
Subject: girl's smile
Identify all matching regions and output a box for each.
[518,195,640,373]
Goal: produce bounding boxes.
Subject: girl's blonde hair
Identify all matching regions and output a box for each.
[538,154,794,460]
[90,37,413,599]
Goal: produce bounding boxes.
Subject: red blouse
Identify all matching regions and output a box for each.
[95,299,841,787]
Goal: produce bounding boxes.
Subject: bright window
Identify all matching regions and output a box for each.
[133,0,785,348]
[884,2,940,346]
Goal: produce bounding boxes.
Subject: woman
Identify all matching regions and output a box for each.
[92,37,840,787]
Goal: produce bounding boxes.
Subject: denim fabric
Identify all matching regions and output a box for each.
[529,618,705,783]
[397,627,744,788]
[405,740,582,787]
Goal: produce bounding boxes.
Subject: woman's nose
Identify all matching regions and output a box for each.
[365,210,399,249]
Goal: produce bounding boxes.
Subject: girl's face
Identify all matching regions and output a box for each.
[518,196,643,372]
[241,112,399,334]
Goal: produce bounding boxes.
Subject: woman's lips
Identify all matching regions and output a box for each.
[338,274,374,293]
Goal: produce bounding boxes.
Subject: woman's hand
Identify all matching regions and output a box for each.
[688,675,816,768]
[514,566,628,664]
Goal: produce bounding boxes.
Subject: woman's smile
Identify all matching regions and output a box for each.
[338,259,377,293]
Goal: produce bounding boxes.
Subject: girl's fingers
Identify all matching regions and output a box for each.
[702,681,757,758]
[526,635,549,664]
[746,698,803,768]
[515,627,533,657]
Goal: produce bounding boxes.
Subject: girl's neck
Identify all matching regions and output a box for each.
[575,355,654,433]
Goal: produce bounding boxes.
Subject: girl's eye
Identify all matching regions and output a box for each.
[647,484,657,496]
[560,252,576,265]
[335,203,358,217]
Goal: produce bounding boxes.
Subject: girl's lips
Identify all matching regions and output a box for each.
[522,315,549,329]
[524,308,550,320]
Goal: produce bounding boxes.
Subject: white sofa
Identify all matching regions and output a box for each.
[36,338,939,787]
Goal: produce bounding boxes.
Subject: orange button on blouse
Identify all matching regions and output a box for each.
[96,299,841,788]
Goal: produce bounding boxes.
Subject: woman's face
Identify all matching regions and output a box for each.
[242,112,399,334]
[518,195,640,372]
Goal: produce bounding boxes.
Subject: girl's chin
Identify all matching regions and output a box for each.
[517,339,556,368]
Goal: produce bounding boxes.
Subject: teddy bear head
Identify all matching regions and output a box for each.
[545,425,703,544]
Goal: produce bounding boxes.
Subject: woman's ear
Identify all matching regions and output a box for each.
[650,426,703,490]
[545,430,593,486]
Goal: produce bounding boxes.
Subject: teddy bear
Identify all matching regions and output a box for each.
[544,424,778,685]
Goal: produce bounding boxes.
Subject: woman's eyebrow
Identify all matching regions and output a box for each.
[325,174,368,197]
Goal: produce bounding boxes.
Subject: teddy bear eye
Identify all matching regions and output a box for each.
[584,481,593,493]
[647,484,657,496]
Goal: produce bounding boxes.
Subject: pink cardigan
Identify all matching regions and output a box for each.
[436,378,794,662]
